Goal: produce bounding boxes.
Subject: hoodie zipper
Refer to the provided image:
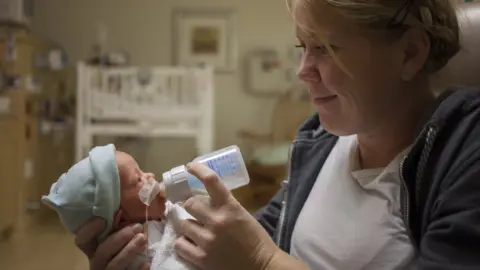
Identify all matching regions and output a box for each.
[275,142,295,247]
[399,124,438,249]
[399,156,412,244]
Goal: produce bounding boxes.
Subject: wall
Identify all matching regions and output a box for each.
[31,0,295,175]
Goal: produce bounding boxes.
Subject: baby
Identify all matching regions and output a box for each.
[42,144,198,270]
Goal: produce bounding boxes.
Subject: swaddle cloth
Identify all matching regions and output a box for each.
[141,201,199,270]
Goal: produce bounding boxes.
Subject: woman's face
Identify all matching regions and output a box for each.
[296,4,427,136]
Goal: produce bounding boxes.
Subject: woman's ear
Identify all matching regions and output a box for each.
[400,27,430,81]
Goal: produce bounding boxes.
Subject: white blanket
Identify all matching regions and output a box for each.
[145,202,199,270]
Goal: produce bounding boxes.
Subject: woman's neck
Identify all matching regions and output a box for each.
[357,88,435,169]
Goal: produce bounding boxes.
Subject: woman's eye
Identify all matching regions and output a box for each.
[294,44,306,51]
[295,44,329,54]
[294,43,336,58]
[315,44,334,55]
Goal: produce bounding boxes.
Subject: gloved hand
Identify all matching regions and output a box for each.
[174,163,280,270]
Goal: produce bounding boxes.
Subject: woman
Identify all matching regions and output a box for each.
[75,0,480,269]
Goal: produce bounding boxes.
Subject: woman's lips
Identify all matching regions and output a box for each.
[313,95,338,105]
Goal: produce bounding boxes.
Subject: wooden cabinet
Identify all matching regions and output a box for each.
[0,90,39,237]
[0,28,74,239]
[0,118,21,239]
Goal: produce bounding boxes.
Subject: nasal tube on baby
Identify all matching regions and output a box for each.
[161,145,250,204]
[138,177,164,206]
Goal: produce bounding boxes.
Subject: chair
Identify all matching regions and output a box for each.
[234,89,313,209]
[431,3,480,90]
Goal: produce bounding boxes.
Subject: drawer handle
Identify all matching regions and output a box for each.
[25,124,30,140]
[26,100,33,116]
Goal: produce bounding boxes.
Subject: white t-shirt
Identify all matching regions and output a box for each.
[290,135,416,270]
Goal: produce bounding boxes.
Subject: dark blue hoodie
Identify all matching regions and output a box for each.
[256,87,480,269]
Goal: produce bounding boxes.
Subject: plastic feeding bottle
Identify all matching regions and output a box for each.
[161,145,250,203]
[138,145,250,205]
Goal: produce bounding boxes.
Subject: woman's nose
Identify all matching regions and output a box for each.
[297,53,321,84]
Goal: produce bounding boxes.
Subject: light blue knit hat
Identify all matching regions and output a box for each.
[41,144,121,242]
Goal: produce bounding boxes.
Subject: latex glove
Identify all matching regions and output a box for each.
[174,163,279,270]
[75,217,148,270]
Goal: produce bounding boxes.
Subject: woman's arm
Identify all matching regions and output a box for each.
[265,250,310,270]
[418,164,480,269]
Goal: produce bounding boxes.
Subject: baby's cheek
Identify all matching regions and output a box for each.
[127,200,149,221]
[126,183,144,199]
[122,192,144,209]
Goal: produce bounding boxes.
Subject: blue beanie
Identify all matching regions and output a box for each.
[41,144,121,242]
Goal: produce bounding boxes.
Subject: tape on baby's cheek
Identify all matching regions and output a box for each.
[139,185,153,206]
[139,177,160,206]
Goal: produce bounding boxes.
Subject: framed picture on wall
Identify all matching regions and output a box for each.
[172,8,237,73]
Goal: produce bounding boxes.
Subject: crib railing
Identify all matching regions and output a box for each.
[75,62,215,161]
[80,63,212,121]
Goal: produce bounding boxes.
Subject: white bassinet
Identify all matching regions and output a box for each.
[75,62,214,161]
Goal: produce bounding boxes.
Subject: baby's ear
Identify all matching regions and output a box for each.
[113,209,124,229]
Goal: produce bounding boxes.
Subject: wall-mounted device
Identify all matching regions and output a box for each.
[0,0,34,25]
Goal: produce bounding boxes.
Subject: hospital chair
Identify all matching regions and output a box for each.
[431,2,480,90]
[234,90,313,210]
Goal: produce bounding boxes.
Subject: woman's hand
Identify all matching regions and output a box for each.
[75,217,148,270]
[174,163,280,270]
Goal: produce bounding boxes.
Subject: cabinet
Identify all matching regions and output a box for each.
[0,117,20,239]
[0,91,38,238]
[0,28,74,239]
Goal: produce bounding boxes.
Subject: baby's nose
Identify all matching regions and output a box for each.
[142,172,155,181]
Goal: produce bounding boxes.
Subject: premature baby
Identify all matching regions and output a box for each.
[42,144,198,270]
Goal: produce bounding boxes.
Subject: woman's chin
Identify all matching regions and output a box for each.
[318,115,355,137]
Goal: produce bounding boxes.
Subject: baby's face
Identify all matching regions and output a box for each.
[116,151,165,224]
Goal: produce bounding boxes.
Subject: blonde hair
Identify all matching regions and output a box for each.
[288,0,460,74]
